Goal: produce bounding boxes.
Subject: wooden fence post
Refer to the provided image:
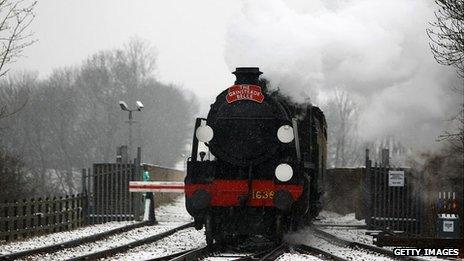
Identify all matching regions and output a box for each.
[58,196,63,232]
[79,193,85,227]
[37,197,43,236]
[47,196,52,233]
[1,200,7,241]
[22,198,29,238]
[12,200,18,240]
[82,169,88,225]
[30,198,36,238]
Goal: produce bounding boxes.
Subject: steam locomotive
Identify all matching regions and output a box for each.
[185,67,327,245]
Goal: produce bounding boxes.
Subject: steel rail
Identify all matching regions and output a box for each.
[257,243,287,261]
[65,222,194,261]
[0,220,153,261]
[231,243,288,261]
[169,244,220,261]
[313,223,368,229]
[293,244,348,261]
[145,249,192,261]
[164,243,288,261]
[312,227,422,261]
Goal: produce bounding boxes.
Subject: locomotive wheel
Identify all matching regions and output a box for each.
[205,215,214,246]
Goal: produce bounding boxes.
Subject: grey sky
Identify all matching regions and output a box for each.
[11,0,462,151]
[12,0,240,102]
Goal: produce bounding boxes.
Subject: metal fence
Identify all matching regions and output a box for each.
[83,148,143,224]
[365,150,423,234]
[83,163,141,224]
[0,194,86,241]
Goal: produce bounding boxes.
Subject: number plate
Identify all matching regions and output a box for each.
[251,190,274,199]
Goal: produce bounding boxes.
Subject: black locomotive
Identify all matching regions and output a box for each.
[185,67,327,245]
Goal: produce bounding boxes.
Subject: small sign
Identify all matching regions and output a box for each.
[226,84,264,104]
[443,221,454,232]
[388,170,404,187]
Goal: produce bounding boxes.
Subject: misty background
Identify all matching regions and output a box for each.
[1,0,462,198]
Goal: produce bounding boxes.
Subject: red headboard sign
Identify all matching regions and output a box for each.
[226,84,264,104]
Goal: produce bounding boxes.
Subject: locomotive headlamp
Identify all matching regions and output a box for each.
[195,122,214,142]
[275,163,293,182]
[277,125,294,143]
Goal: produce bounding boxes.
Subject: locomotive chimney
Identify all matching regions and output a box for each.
[233,67,262,85]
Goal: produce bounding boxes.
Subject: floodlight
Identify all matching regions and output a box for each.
[119,101,129,111]
[136,101,144,111]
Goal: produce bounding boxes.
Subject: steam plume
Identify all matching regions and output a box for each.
[225,0,462,150]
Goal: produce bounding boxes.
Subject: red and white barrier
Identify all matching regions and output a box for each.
[129,181,185,193]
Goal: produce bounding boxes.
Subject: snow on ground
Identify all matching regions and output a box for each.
[1,201,452,261]
[320,227,374,245]
[31,224,175,260]
[19,195,195,261]
[155,195,193,224]
[108,196,205,260]
[0,221,136,255]
[317,223,447,260]
[277,252,322,261]
[285,227,394,260]
[0,195,198,260]
[110,227,204,260]
[317,211,365,225]
[317,228,448,261]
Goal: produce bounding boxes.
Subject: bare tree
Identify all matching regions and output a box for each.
[0,148,31,201]
[427,1,464,238]
[437,96,464,154]
[0,38,198,196]
[427,0,464,78]
[427,0,464,153]
[0,0,36,78]
[324,90,361,167]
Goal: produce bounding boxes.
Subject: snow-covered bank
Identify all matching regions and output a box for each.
[17,195,194,260]
[0,195,195,260]
[0,221,136,255]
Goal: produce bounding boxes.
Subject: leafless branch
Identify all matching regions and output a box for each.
[0,0,36,78]
[426,0,464,78]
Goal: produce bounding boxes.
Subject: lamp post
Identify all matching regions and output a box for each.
[119,100,144,158]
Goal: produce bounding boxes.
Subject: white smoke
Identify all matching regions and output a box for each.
[224,0,461,150]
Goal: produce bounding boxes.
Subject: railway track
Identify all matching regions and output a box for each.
[66,222,194,261]
[151,242,349,261]
[292,244,348,261]
[143,225,404,261]
[312,226,421,261]
[154,243,288,261]
[312,223,368,229]
[0,220,152,261]
[0,221,426,261]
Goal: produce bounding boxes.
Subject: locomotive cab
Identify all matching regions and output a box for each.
[185,67,327,245]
